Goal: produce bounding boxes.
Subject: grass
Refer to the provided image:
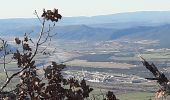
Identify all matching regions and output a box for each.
[117,92,154,100]
[140,50,170,61]
[88,87,155,100]
[65,59,135,69]
[89,89,158,100]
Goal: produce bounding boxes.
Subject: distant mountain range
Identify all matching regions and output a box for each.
[0,11,170,48]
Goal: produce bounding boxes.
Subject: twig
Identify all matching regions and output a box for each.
[0,11,46,91]
[34,10,43,25]
[30,18,45,61]
[1,39,9,82]
[39,24,57,45]
[0,67,27,91]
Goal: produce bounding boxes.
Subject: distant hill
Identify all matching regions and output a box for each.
[1,11,170,48]
[55,25,115,41]
[57,11,170,26]
[1,11,170,27]
[118,24,170,48]
[55,24,170,47]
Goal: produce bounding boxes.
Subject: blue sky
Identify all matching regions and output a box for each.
[1,0,170,18]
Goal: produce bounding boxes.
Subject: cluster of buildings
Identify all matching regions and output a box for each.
[63,70,149,84]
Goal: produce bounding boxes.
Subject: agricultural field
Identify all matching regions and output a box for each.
[1,39,170,99]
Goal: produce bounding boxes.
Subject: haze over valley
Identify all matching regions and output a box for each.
[1,11,170,96]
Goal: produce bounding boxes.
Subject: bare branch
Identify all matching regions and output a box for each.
[34,10,43,25]
[30,18,46,61]
[39,46,48,53]
[0,11,47,91]
[0,39,9,82]
[0,67,27,91]
[38,24,57,45]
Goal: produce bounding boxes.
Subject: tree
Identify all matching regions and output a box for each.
[0,9,118,100]
[139,55,170,100]
[0,9,95,100]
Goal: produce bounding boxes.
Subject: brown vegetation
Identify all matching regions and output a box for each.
[0,9,118,100]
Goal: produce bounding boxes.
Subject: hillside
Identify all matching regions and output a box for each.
[48,24,170,48]
[1,11,170,27]
[1,11,170,48]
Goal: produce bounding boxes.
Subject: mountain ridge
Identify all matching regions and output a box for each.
[1,11,170,48]
[1,11,170,25]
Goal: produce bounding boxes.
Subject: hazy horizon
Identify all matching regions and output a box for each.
[1,10,170,19]
[1,0,170,19]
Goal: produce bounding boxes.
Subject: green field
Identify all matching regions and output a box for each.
[140,49,170,61]
[90,91,170,100]
[117,92,154,100]
[88,87,156,100]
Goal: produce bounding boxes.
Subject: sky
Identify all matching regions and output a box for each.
[1,0,170,18]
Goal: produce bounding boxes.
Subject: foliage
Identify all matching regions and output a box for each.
[104,91,118,100]
[0,9,118,100]
[42,8,62,22]
[139,55,170,99]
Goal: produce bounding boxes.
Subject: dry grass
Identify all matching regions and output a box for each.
[65,59,135,69]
